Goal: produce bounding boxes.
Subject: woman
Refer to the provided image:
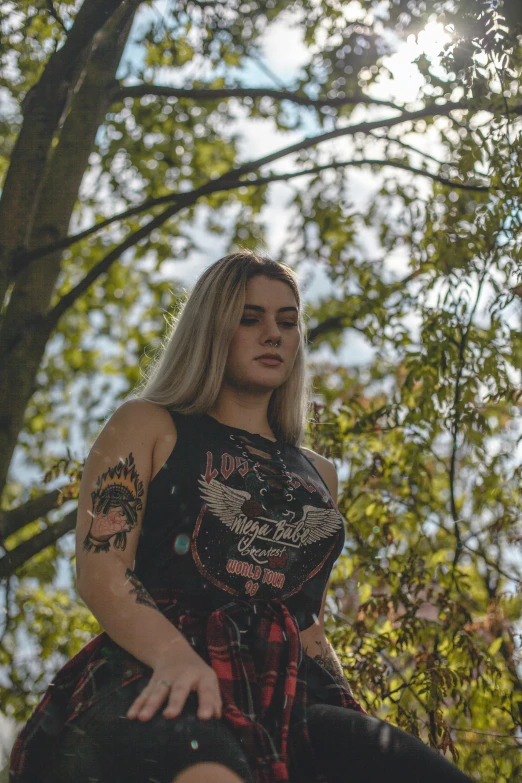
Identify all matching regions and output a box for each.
[9,250,474,783]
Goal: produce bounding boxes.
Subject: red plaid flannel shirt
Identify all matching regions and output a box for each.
[9,589,367,782]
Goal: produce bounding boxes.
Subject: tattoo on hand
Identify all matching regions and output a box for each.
[125,569,160,612]
[312,638,355,697]
[83,452,144,554]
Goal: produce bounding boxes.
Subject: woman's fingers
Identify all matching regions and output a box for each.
[162,680,195,719]
[163,676,222,720]
[197,680,222,719]
[126,679,170,720]
[126,690,147,719]
[127,673,223,722]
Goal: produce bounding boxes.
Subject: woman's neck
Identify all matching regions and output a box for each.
[206,404,275,440]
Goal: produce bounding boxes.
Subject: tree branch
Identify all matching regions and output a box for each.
[45,155,472,331]
[0,488,63,542]
[17,152,489,272]
[111,83,403,111]
[44,191,201,329]
[0,509,76,580]
[368,129,448,167]
[450,253,496,572]
[254,157,489,191]
[46,0,68,33]
[112,85,522,122]
[424,516,520,584]
[307,313,367,344]
[28,103,493,333]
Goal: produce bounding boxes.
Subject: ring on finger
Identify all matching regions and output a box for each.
[159,679,172,688]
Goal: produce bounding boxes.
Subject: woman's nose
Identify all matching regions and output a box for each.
[263,329,281,344]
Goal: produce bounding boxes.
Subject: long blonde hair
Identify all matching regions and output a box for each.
[130,249,313,446]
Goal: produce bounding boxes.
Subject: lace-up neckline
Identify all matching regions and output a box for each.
[201,412,293,502]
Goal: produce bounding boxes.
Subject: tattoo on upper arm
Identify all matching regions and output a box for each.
[125,568,160,612]
[83,452,144,554]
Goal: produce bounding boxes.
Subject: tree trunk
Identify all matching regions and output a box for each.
[0,0,127,307]
[0,2,138,500]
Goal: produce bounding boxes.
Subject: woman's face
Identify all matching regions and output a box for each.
[224,275,301,393]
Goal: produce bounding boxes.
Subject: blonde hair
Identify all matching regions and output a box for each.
[130,249,313,446]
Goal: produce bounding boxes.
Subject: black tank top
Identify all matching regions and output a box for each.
[134,410,346,631]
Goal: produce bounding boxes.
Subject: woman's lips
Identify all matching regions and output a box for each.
[256,358,283,366]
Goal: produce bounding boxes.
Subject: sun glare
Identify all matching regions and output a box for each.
[374,20,455,104]
[414,21,453,59]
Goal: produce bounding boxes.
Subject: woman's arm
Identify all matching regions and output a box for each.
[76,400,195,670]
[300,581,355,697]
[298,447,355,696]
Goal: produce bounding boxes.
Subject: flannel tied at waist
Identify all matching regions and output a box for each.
[9,589,367,783]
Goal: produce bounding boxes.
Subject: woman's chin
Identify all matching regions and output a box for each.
[241,374,285,391]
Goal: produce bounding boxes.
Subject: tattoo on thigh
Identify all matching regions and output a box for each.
[125,569,160,611]
[83,452,144,553]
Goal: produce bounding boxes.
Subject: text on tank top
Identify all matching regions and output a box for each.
[134,410,346,631]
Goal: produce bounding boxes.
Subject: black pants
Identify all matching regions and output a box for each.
[305,703,474,783]
[39,679,474,783]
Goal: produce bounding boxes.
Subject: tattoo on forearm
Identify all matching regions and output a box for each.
[125,569,161,612]
[312,638,355,697]
[83,452,144,553]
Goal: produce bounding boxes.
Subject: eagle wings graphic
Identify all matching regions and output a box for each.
[198,476,343,546]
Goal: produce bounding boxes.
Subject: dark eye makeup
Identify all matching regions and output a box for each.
[240,318,297,328]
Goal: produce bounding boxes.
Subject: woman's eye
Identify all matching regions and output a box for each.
[240,318,297,328]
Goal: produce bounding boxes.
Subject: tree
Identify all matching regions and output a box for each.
[0,1,521,779]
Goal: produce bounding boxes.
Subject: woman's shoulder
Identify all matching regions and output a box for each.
[114,398,177,438]
[115,397,172,421]
[115,400,180,477]
[298,444,334,473]
[298,445,338,499]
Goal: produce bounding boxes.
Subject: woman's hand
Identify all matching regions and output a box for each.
[126,646,223,722]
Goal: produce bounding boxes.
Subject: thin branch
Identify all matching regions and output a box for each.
[448,726,520,739]
[111,83,403,111]
[380,676,422,700]
[121,102,463,183]
[0,488,63,541]
[45,0,68,32]
[306,267,426,342]
[450,247,497,572]
[421,717,521,740]
[368,129,448,166]
[16,102,447,267]
[0,509,76,580]
[13,202,173,270]
[255,157,490,191]
[449,331,466,569]
[307,313,369,344]
[44,190,201,329]
[112,86,522,122]
[425,516,520,584]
